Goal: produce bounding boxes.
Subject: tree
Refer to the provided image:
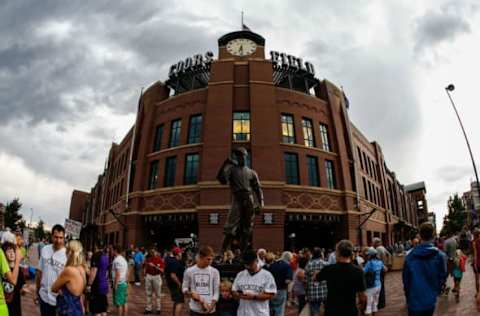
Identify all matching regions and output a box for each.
[4,198,24,231]
[440,194,467,236]
[34,219,46,241]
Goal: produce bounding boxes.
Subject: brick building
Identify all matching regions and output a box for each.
[70,29,426,251]
[69,190,90,222]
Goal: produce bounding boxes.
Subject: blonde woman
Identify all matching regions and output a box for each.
[51,240,87,316]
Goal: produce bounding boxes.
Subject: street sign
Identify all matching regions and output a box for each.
[64,219,82,239]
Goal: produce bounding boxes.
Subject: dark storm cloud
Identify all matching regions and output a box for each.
[0,0,221,193]
[0,1,218,125]
[413,1,476,54]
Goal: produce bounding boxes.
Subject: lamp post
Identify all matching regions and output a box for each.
[445,84,480,226]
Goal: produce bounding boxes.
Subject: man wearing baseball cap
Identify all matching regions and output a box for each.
[232,250,276,316]
[165,246,185,316]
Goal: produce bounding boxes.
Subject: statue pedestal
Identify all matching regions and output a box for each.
[214,262,243,282]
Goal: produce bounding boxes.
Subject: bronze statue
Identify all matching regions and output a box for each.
[217,147,264,252]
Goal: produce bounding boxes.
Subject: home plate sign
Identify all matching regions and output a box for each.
[64,219,82,240]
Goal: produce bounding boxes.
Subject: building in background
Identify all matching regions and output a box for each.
[462,181,480,227]
[0,203,4,230]
[71,28,425,251]
[427,212,437,232]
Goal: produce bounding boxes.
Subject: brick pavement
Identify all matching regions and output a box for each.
[19,267,480,315]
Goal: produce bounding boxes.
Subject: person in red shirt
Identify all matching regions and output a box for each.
[143,248,165,314]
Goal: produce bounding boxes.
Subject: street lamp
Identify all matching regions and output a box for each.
[445,84,480,226]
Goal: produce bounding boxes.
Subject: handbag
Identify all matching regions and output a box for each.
[299,303,311,316]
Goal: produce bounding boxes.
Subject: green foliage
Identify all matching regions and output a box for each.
[4,198,24,231]
[440,193,467,236]
[34,219,46,241]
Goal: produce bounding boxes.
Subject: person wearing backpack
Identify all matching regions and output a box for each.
[363,248,386,316]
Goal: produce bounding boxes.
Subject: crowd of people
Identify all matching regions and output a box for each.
[0,221,479,315]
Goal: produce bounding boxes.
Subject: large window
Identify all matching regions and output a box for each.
[307,156,320,186]
[302,118,315,147]
[357,147,364,170]
[187,114,202,144]
[164,156,176,187]
[281,114,295,144]
[320,123,331,151]
[284,153,299,184]
[233,112,250,141]
[184,153,199,185]
[169,119,182,148]
[362,176,368,199]
[152,124,164,152]
[325,160,336,189]
[148,160,159,190]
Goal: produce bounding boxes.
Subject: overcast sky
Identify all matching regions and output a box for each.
[1,0,479,230]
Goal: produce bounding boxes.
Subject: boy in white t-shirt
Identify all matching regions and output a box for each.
[182,245,220,315]
[112,245,129,316]
[233,250,276,316]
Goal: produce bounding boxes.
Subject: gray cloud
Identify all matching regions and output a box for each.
[0,1,218,125]
[304,37,422,177]
[413,1,476,54]
[435,164,474,183]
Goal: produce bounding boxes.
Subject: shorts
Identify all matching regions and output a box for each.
[90,293,108,313]
[365,286,381,314]
[114,282,128,306]
[169,285,185,303]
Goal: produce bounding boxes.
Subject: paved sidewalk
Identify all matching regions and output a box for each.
[20,267,479,315]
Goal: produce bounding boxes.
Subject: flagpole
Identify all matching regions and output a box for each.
[241,11,244,29]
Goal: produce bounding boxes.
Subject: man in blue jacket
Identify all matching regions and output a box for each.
[403,222,447,316]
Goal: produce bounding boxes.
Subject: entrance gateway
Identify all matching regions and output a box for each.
[284,213,342,251]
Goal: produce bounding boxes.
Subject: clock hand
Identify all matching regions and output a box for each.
[239,45,243,54]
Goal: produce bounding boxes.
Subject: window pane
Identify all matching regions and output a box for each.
[169,119,182,148]
[307,156,320,186]
[188,115,202,144]
[153,124,163,152]
[325,160,335,189]
[281,114,295,144]
[148,161,159,190]
[320,124,331,151]
[233,112,250,141]
[302,118,315,147]
[284,153,299,184]
[184,153,199,185]
[164,156,176,187]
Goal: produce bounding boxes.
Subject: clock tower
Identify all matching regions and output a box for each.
[218,30,265,59]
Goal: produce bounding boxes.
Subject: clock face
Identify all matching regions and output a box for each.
[226,38,257,56]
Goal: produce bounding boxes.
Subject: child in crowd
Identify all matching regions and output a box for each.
[217,280,238,316]
[2,241,28,316]
[452,249,467,302]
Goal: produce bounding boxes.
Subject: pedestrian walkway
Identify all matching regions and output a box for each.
[21,268,479,315]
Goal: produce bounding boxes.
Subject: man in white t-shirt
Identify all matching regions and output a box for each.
[34,224,67,316]
[233,250,277,316]
[182,245,220,315]
[112,245,129,316]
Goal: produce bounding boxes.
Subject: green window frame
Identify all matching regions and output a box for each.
[184,153,199,185]
[233,112,250,141]
[164,156,177,187]
[187,114,202,144]
[281,114,295,144]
